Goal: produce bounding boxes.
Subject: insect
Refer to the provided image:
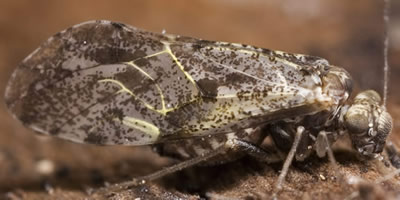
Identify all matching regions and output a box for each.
[4,20,394,195]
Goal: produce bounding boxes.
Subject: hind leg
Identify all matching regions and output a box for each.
[96,130,283,194]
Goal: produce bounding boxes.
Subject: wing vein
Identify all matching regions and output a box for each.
[196,50,306,91]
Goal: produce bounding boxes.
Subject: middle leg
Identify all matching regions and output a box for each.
[273,126,304,196]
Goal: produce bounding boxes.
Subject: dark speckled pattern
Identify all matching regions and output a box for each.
[5,20,352,147]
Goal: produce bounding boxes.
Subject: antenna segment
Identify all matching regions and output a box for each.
[383,0,391,107]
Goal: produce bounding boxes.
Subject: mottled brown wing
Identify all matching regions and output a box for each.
[5,20,331,145]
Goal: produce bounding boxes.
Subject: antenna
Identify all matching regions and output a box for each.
[382,0,391,107]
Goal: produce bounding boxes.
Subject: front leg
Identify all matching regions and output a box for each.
[385,141,400,168]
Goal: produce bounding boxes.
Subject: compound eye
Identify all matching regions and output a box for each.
[344,106,369,134]
[372,110,392,153]
[377,110,392,137]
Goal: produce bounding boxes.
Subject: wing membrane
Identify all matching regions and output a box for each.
[5,20,331,145]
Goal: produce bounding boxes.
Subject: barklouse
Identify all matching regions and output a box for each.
[4,20,393,195]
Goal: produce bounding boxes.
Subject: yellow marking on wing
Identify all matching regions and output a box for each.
[125,61,154,80]
[143,50,168,59]
[98,79,135,96]
[99,47,201,116]
[98,79,174,115]
[117,117,160,141]
[123,61,174,115]
[163,42,198,86]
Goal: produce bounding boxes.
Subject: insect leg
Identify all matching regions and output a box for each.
[99,145,228,193]
[318,131,342,180]
[224,138,282,164]
[273,126,304,196]
[99,130,281,194]
[319,131,373,199]
[323,132,394,200]
[136,138,282,184]
[385,141,400,168]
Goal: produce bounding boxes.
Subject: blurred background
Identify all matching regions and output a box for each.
[0,0,399,199]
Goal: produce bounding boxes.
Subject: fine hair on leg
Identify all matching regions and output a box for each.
[273,126,304,196]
